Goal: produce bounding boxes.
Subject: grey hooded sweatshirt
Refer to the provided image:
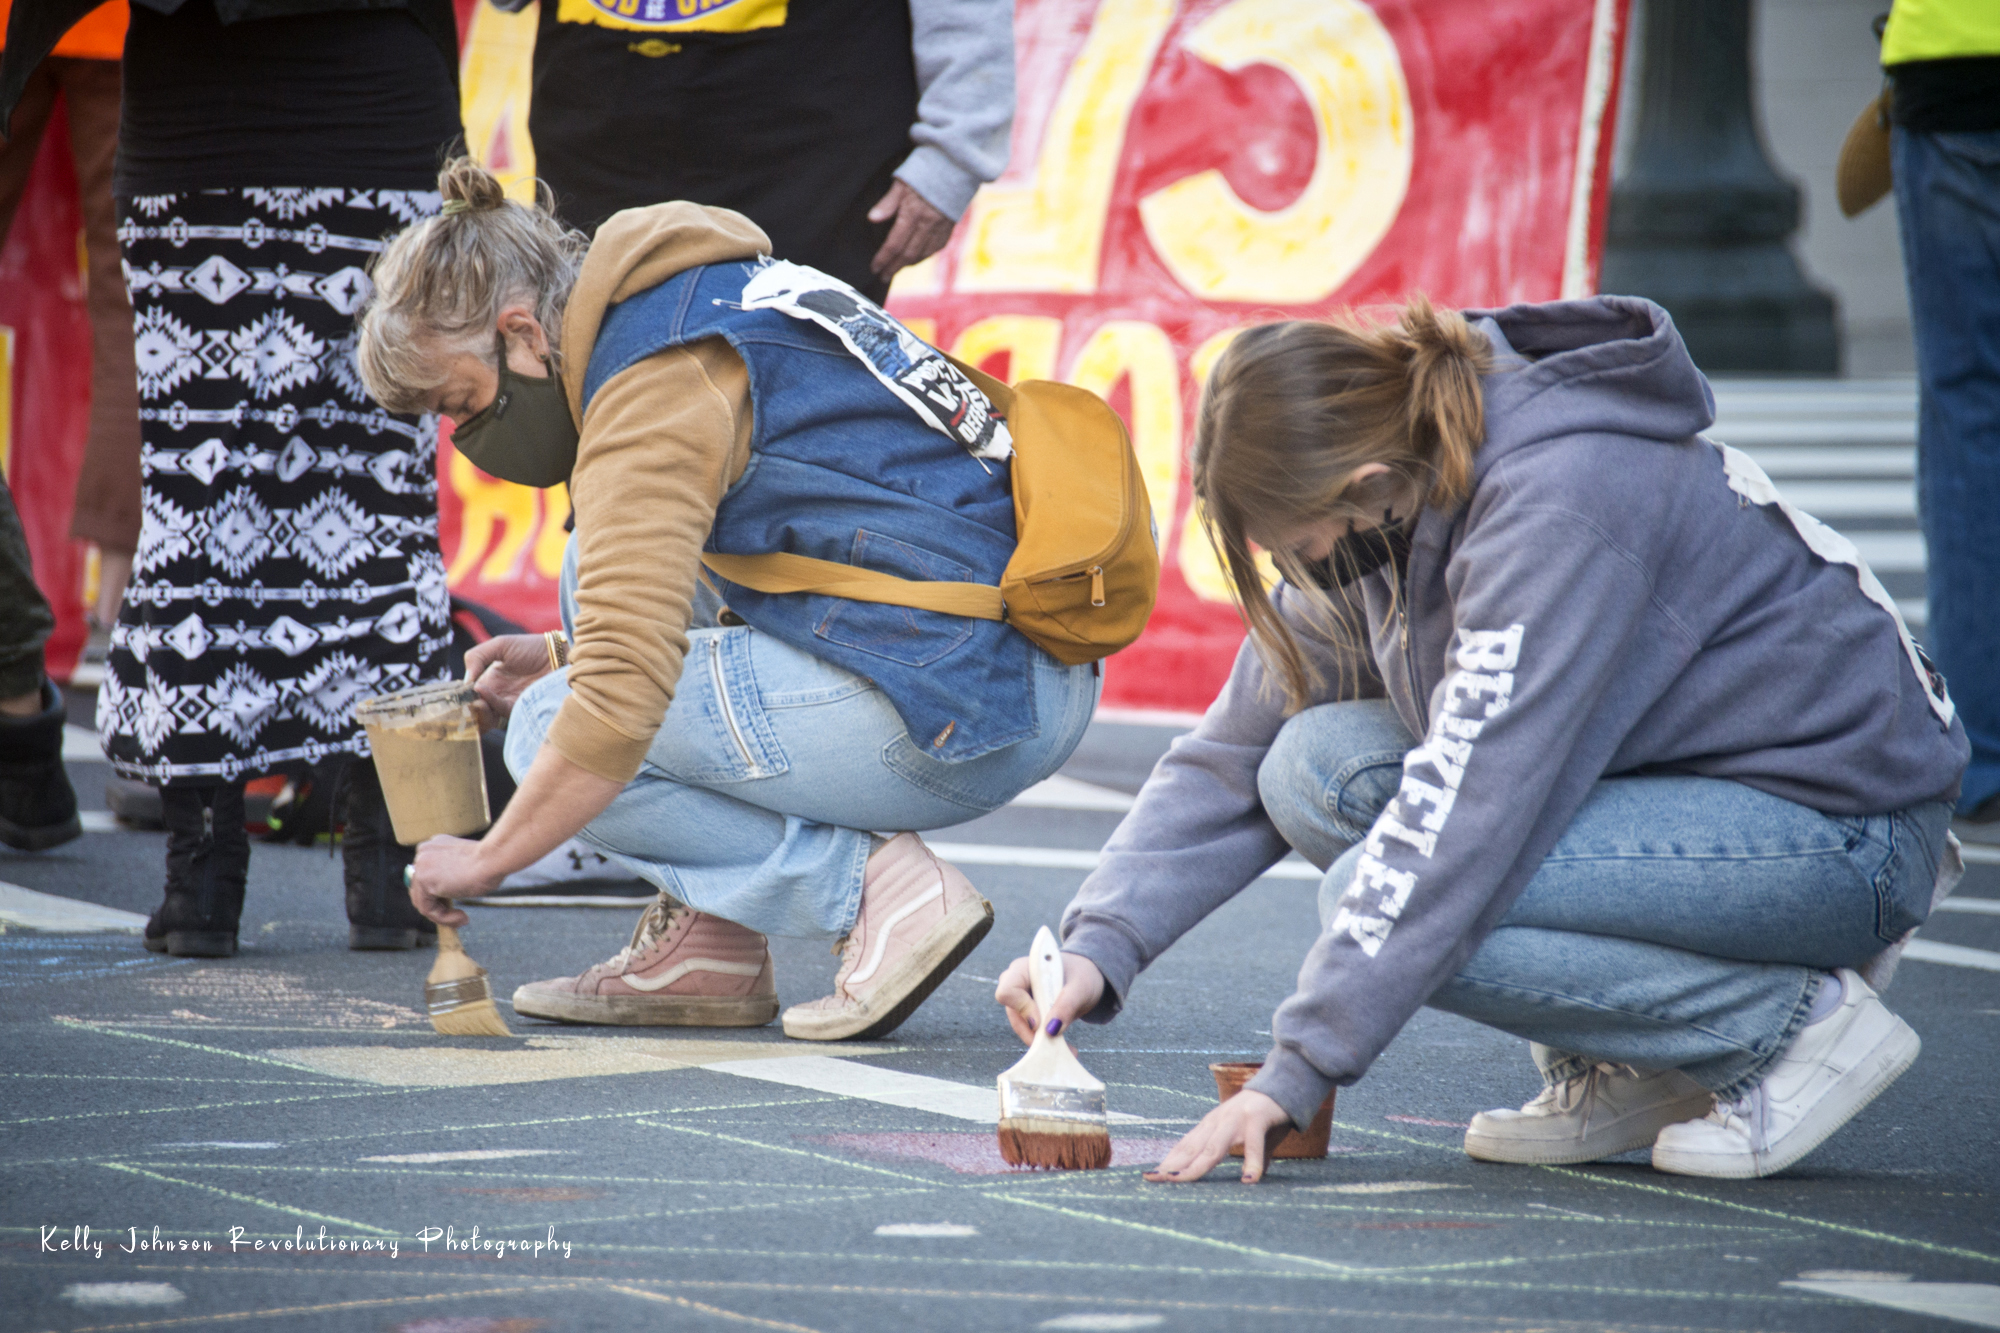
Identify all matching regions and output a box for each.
[1060,297,1969,1130]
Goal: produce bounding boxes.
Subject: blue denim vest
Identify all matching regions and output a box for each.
[582,261,1038,762]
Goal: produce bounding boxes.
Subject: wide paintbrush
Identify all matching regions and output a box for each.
[996,925,1111,1170]
[408,868,511,1037]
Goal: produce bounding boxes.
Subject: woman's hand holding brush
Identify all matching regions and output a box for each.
[996,949,1106,1044]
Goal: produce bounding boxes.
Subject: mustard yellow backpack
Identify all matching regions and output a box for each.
[701,358,1159,666]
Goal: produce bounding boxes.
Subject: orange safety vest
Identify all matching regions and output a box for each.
[0,0,129,60]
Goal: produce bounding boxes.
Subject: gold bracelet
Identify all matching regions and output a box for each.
[544,631,570,673]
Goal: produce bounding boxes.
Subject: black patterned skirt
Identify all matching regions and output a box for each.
[98,188,452,786]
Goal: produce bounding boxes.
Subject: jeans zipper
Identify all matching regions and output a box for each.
[709,636,755,772]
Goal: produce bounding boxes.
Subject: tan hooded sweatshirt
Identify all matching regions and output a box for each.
[543,203,770,784]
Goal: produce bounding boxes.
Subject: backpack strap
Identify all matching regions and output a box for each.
[700,552,1006,621]
[698,353,1016,624]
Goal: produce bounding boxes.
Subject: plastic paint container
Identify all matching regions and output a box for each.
[352,681,490,845]
[1209,1061,1336,1159]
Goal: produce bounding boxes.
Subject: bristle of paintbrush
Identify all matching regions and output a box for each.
[426,917,511,1037]
[996,926,1110,1170]
[997,1120,1113,1170]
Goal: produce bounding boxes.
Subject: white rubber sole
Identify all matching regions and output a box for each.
[512,964,779,1027]
[1651,1018,1920,1179]
[1464,1089,1715,1165]
[782,895,993,1041]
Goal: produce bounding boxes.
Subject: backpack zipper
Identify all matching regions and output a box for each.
[1089,565,1105,607]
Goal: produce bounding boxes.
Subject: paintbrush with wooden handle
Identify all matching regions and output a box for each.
[408,866,511,1037]
[997,925,1111,1169]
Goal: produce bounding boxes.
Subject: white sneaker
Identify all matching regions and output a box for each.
[1464,1062,1713,1165]
[1652,969,1920,1179]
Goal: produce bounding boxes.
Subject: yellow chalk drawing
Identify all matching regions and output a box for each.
[448,447,540,585]
[271,1037,898,1088]
[1138,0,1412,303]
[957,0,1177,294]
[460,1,542,204]
[950,315,1063,384]
[1066,321,1182,542]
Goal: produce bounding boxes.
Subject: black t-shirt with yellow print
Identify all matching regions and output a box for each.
[531,0,919,300]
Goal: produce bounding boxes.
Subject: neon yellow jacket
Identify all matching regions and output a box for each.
[1883,0,2000,65]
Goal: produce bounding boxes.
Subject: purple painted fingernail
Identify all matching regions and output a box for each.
[1045,1017,1063,1036]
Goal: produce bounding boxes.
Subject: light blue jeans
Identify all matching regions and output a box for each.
[1259,700,1953,1099]
[504,548,1099,938]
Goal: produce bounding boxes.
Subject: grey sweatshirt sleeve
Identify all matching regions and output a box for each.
[1061,591,1382,1020]
[895,0,1016,220]
[1245,493,1678,1129]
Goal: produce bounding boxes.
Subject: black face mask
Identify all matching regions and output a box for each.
[1302,516,1410,589]
[448,335,579,489]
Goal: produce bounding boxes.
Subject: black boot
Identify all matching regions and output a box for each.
[145,784,249,957]
[0,680,81,851]
[342,757,435,950]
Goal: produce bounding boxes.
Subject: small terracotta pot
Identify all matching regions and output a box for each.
[1209,1061,1335,1159]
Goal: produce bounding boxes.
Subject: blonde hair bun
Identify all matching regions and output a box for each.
[355,155,588,413]
[438,157,508,216]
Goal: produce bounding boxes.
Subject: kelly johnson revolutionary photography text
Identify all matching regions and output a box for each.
[40,1224,573,1261]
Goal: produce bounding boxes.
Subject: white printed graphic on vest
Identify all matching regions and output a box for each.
[739,260,1014,465]
[1329,624,1524,958]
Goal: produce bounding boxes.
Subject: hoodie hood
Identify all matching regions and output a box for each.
[559,202,771,425]
[1462,296,1717,477]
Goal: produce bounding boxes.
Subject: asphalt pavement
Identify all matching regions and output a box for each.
[5,377,1997,1331]
[3,708,1998,1333]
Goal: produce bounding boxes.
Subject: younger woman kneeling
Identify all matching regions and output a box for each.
[998,296,1965,1182]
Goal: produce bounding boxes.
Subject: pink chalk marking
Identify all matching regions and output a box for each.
[806,1133,1177,1175]
[1385,1114,1471,1129]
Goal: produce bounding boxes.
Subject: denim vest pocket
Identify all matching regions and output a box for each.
[814,529,980,667]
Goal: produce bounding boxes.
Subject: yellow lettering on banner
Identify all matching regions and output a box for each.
[957,0,1177,293]
[1176,328,1262,602]
[448,449,540,585]
[0,325,13,479]
[1138,0,1412,303]
[534,484,573,578]
[899,318,938,348]
[887,254,942,297]
[951,316,1062,384]
[460,1,541,203]
[1067,321,1182,541]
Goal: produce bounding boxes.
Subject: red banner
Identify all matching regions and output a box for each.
[0,101,93,682]
[2,0,1625,715]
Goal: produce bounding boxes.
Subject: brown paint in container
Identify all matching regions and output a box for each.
[1209,1061,1335,1159]
[352,682,491,845]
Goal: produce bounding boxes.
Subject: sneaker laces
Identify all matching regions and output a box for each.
[1703,1087,1768,1145]
[604,893,687,972]
[1535,1061,1639,1115]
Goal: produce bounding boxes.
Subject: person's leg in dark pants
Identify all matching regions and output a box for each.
[0,478,80,850]
[52,58,143,613]
[1894,126,2000,820]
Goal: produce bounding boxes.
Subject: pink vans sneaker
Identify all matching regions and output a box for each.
[512,892,778,1026]
[781,833,993,1041]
